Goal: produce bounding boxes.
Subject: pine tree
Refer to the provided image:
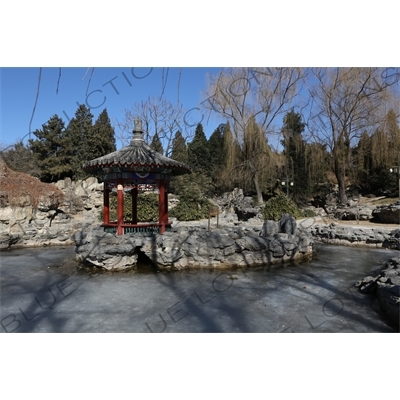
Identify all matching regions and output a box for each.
[208,124,225,179]
[89,108,117,160]
[187,123,211,175]
[29,114,73,182]
[171,130,188,164]
[150,132,164,154]
[281,110,308,201]
[65,104,94,180]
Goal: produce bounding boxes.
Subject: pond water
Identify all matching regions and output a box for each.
[0,243,398,333]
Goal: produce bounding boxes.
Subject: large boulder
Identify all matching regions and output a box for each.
[372,201,400,224]
[279,213,297,235]
[259,220,280,237]
[234,196,260,221]
[215,188,245,213]
[334,206,374,221]
[355,256,400,327]
[216,188,261,221]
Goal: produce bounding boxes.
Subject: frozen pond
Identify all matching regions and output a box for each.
[0,243,398,333]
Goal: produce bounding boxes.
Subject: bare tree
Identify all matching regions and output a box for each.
[116,96,191,156]
[308,67,400,204]
[203,67,305,204]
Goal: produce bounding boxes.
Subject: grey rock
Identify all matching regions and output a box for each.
[389,276,400,285]
[372,201,400,224]
[376,285,400,326]
[215,188,244,213]
[260,220,279,237]
[234,204,260,221]
[356,256,400,325]
[309,224,399,248]
[360,279,378,294]
[335,206,374,221]
[235,236,269,252]
[74,224,313,271]
[279,213,297,235]
[215,188,260,221]
[391,228,400,238]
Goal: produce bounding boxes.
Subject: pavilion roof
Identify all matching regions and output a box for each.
[83,119,191,176]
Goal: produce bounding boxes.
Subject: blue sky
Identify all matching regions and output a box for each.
[0,67,225,150]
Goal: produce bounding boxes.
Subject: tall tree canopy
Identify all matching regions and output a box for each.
[171,130,189,164]
[204,67,304,204]
[355,108,400,194]
[187,123,211,175]
[66,104,94,180]
[29,114,73,182]
[28,105,117,182]
[89,108,117,160]
[150,132,164,154]
[281,110,308,200]
[308,67,400,204]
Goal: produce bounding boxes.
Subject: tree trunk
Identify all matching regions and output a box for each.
[337,173,347,205]
[334,158,347,205]
[253,170,264,206]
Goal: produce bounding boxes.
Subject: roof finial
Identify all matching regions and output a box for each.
[132,118,144,142]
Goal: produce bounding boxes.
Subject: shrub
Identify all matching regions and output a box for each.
[137,193,159,222]
[99,192,159,222]
[170,197,214,221]
[262,194,303,221]
[303,208,317,218]
[169,179,214,221]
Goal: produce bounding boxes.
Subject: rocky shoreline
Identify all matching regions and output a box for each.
[74,217,314,271]
[355,256,400,327]
[308,223,400,250]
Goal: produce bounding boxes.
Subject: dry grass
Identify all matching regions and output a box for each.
[0,156,63,208]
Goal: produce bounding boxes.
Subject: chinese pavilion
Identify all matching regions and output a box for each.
[83,119,190,235]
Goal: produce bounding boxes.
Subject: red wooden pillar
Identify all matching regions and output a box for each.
[131,187,138,224]
[158,179,165,234]
[164,188,168,226]
[117,181,124,235]
[103,185,110,225]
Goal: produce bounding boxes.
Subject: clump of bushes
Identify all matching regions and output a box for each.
[137,193,159,221]
[99,192,159,222]
[262,193,303,221]
[99,187,215,222]
[302,208,317,218]
[169,179,214,221]
[169,197,214,221]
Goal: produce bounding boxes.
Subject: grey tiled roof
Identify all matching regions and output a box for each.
[83,130,190,176]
